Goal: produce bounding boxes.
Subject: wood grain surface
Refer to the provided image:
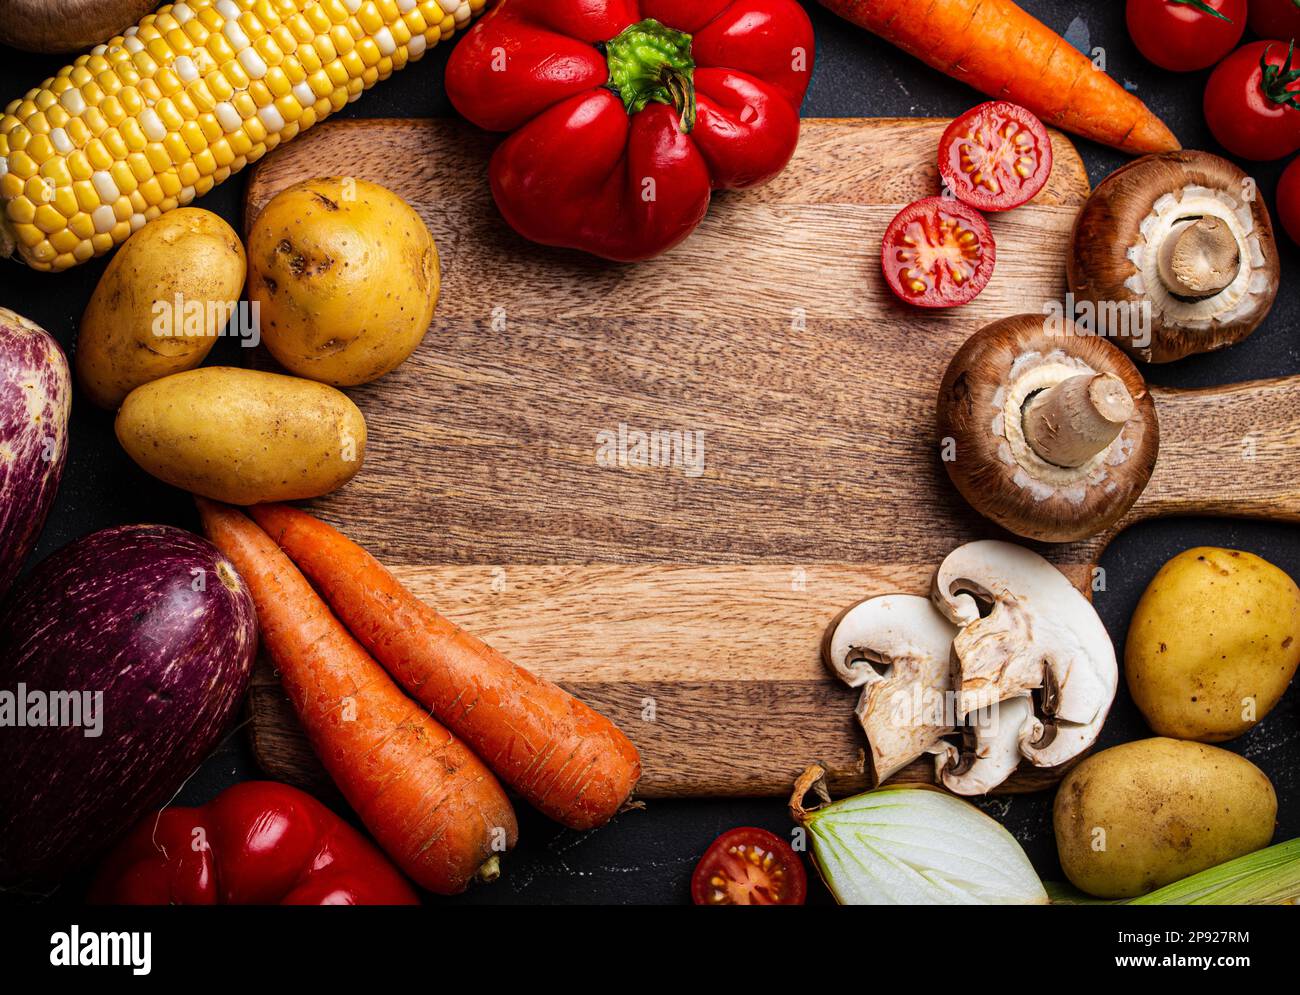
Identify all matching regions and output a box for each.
[243,118,1300,800]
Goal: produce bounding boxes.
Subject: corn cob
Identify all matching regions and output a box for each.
[0,0,485,271]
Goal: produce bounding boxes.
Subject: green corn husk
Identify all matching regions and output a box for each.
[1047,838,1300,905]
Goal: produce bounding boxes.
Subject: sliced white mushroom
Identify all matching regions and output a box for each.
[823,594,957,785]
[930,540,1118,769]
[936,695,1041,796]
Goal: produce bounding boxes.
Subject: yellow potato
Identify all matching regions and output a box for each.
[76,208,246,409]
[1126,547,1300,741]
[1054,738,1276,898]
[116,367,366,505]
[247,177,439,387]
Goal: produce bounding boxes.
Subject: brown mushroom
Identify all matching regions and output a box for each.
[0,0,157,54]
[937,314,1159,542]
[1068,151,1279,363]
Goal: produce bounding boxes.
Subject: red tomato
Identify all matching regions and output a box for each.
[1276,156,1300,244]
[1126,0,1246,72]
[938,102,1053,212]
[881,197,996,308]
[691,827,807,905]
[1204,40,1300,160]
[1249,0,1300,42]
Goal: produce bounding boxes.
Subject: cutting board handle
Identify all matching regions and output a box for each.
[1135,377,1300,524]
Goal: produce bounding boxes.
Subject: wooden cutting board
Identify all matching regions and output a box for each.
[242,118,1300,800]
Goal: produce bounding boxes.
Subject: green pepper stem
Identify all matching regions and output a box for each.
[603,18,697,133]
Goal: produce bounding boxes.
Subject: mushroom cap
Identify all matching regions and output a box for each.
[1068,151,1279,364]
[822,595,957,786]
[937,314,1159,543]
[931,541,1118,770]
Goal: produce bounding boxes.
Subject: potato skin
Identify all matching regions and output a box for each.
[1126,547,1300,741]
[116,367,366,505]
[76,209,246,409]
[1053,738,1276,898]
[247,177,439,387]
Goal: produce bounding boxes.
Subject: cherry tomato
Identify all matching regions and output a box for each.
[1276,156,1300,244]
[691,827,807,905]
[881,196,995,309]
[1249,0,1300,42]
[1126,0,1245,72]
[937,102,1053,212]
[1204,40,1300,160]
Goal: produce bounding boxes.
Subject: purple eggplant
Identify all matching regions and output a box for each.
[0,307,70,602]
[0,524,257,885]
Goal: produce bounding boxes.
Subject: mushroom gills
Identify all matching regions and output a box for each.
[938,696,1040,796]
[823,594,960,785]
[1126,186,1266,330]
[932,541,1119,773]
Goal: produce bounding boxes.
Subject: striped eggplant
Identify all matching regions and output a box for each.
[0,525,257,885]
[0,307,70,602]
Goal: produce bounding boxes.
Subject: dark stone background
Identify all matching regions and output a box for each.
[1,2,1295,905]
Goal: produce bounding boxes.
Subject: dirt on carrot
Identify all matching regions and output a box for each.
[196,498,518,895]
[821,0,1179,155]
[248,503,643,831]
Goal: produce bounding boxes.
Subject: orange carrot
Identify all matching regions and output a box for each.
[195,498,518,895]
[249,504,642,831]
[821,0,1179,155]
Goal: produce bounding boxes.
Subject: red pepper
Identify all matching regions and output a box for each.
[445,0,815,261]
[87,781,419,905]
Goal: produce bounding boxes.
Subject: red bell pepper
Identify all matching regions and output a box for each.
[445,0,815,261]
[88,781,419,905]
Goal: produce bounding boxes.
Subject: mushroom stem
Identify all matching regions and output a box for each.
[1156,216,1240,298]
[1022,373,1135,468]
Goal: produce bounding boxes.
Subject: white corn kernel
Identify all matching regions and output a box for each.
[258,104,285,131]
[91,204,115,233]
[91,171,119,202]
[215,102,242,132]
[238,48,268,79]
[139,108,166,141]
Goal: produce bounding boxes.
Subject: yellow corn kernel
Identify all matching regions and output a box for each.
[33,203,65,234]
[136,176,164,207]
[163,132,190,163]
[51,186,78,218]
[72,179,98,213]
[6,196,35,224]
[85,139,113,170]
[39,156,71,187]
[49,228,81,255]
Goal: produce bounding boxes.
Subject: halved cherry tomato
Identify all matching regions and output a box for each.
[691,827,807,905]
[1204,40,1300,161]
[881,197,996,309]
[1126,0,1245,73]
[937,102,1053,212]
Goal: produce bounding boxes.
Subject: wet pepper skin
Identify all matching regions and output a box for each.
[89,781,419,905]
[446,0,815,261]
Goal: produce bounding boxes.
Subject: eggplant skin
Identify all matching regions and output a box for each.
[0,308,70,602]
[0,525,258,885]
